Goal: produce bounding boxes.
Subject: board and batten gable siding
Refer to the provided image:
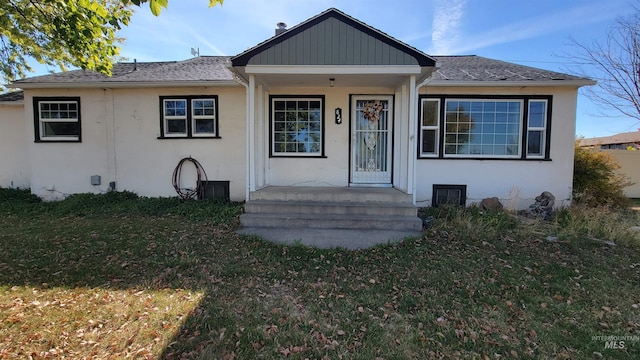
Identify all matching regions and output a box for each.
[415,85,579,209]
[23,87,247,201]
[247,17,420,66]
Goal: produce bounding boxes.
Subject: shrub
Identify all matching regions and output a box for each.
[0,187,41,203]
[573,143,632,208]
[552,205,640,246]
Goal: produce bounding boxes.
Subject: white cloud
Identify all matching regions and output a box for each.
[433,1,625,55]
[431,0,466,55]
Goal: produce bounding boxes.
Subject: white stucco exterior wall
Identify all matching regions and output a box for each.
[23,86,247,201]
[0,102,29,189]
[415,85,579,209]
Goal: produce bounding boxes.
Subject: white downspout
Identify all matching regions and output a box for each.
[408,75,417,205]
[235,75,251,201]
[413,66,438,205]
[228,63,253,202]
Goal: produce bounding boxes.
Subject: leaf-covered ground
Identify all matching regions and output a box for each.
[0,190,639,359]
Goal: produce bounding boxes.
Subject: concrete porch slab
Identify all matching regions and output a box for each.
[237,227,422,250]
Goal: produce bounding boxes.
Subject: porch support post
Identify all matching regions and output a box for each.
[248,75,256,195]
[256,84,264,188]
[408,75,417,202]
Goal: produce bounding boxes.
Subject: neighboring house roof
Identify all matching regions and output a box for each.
[429,56,594,87]
[578,131,640,147]
[0,90,24,102]
[231,8,436,67]
[10,56,235,89]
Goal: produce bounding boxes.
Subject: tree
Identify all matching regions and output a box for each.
[0,0,223,84]
[569,5,640,124]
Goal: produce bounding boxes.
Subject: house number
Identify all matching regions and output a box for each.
[335,108,342,124]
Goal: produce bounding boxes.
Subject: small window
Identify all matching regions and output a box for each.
[271,96,324,157]
[160,96,218,138]
[526,100,547,157]
[420,99,440,156]
[432,184,467,206]
[33,97,81,142]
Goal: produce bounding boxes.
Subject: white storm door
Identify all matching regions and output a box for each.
[351,96,393,185]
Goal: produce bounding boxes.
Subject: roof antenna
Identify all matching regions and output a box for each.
[191,47,200,57]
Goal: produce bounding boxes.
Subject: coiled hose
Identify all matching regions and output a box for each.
[172,157,209,200]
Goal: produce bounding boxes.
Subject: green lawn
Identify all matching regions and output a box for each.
[1,189,639,359]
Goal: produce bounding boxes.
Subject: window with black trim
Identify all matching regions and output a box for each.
[159,96,219,138]
[418,96,551,159]
[271,96,324,157]
[526,100,547,158]
[33,97,81,142]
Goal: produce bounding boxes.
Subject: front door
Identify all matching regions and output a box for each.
[350,95,393,185]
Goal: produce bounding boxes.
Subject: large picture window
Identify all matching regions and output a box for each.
[271,96,324,157]
[33,97,81,142]
[159,96,218,138]
[418,96,551,160]
[445,100,522,157]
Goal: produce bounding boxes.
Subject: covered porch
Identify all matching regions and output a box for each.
[230,8,438,202]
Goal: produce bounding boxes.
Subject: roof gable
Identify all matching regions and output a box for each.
[231,8,436,67]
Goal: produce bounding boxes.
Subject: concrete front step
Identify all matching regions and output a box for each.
[250,186,413,203]
[244,200,417,217]
[240,186,422,232]
[239,212,422,231]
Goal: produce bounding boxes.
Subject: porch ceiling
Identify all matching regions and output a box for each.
[250,73,411,88]
[236,64,434,88]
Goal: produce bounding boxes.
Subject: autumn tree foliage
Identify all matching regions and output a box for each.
[573,143,632,208]
[0,0,223,84]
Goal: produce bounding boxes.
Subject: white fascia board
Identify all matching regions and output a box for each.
[244,65,423,75]
[425,79,597,87]
[8,80,241,89]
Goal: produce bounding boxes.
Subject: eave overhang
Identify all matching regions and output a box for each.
[8,80,241,90]
[423,79,597,88]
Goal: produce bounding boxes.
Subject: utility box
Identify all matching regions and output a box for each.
[90,175,101,186]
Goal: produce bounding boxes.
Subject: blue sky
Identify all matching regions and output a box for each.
[38,0,640,137]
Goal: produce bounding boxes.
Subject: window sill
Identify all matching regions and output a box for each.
[417,156,551,161]
[270,155,328,159]
[35,139,81,143]
[157,136,221,140]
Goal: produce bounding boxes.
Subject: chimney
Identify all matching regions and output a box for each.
[275,22,287,35]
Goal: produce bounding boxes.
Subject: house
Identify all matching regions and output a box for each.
[578,132,640,198]
[1,8,594,223]
[578,131,640,150]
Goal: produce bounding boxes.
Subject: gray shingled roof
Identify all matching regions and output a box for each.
[0,90,24,102]
[12,56,234,85]
[10,55,591,87]
[431,56,590,83]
